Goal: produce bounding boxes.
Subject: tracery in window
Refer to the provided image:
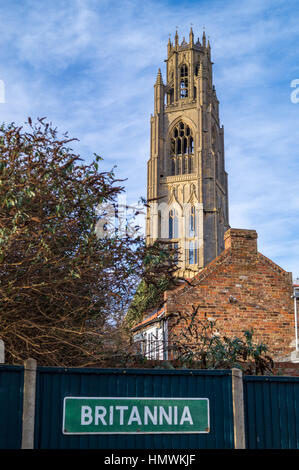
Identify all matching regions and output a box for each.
[169,122,194,175]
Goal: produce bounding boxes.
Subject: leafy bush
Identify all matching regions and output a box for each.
[171,310,274,375]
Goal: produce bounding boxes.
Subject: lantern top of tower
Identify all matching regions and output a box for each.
[167,28,210,57]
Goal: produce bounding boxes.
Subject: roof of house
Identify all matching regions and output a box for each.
[131,307,165,332]
[164,233,292,303]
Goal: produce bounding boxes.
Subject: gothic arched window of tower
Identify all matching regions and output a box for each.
[170,122,194,176]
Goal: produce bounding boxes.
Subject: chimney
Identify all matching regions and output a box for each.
[224,228,258,254]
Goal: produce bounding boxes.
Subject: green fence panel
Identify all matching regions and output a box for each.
[244,376,299,449]
[34,367,234,449]
[0,365,24,449]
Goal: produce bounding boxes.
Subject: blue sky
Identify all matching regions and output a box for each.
[0,0,298,278]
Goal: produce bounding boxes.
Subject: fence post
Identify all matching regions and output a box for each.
[231,368,246,449]
[21,358,37,449]
[0,340,4,363]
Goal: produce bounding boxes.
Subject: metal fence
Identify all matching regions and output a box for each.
[0,365,24,449]
[0,361,298,449]
[34,367,234,449]
[244,375,299,449]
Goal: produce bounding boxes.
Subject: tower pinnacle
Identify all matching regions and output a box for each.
[202,29,206,47]
[175,29,179,48]
[189,26,194,46]
[155,68,163,85]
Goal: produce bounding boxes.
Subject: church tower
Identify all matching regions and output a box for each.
[146,29,229,278]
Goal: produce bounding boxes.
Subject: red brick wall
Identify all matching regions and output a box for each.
[165,229,295,361]
[274,362,299,376]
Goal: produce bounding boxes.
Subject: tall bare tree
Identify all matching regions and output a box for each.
[0,119,178,366]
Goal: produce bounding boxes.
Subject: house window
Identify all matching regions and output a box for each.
[133,332,146,356]
[145,326,163,360]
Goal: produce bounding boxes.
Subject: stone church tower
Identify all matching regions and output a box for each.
[146,29,229,278]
